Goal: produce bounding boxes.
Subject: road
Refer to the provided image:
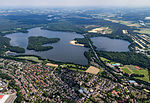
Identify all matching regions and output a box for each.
[84,34,118,81]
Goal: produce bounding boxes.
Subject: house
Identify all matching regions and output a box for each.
[0,95,16,103]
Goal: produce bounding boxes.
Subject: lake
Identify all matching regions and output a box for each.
[91,37,130,52]
[5,27,130,65]
[5,27,89,65]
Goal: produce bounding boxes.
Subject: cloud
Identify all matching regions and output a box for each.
[0,0,150,7]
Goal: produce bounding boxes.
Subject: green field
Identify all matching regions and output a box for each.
[133,70,149,82]
[122,68,132,74]
[100,57,110,62]
[17,56,43,63]
[121,65,149,82]
[100,57,118,64]
[60,64,87,72]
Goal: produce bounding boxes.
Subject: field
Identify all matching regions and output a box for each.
[120,65,150,82]
[46,63,58,67]
[134,28,150,35]
[105,19,140,27]
[100,57,117,64]
[145,17,150,20]
[88,27,112,34]
[100,57,110,63]
[17,56,43,63]
[122,68,132,74]
[86,66,101,74]
[133,70,149,82]
[60,64,87,72]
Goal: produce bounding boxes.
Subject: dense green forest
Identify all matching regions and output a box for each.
[0,36,25,54]
[43,16,136,42]
[0,14,48,36]
[97,51,150,69]
[8,46,25,53]
[0,13,135,42]
[27,36,60,51]
[74,38,90,48]
[42,20,87,34]
[0,14,50,54]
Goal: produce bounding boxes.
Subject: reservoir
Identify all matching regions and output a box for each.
[91,37,130,52]
[5,27,130,65]
[5,27,89,65]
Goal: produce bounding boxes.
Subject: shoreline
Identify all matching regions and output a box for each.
[70,40,84,47]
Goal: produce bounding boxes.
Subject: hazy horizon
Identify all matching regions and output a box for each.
[0,0,150,8]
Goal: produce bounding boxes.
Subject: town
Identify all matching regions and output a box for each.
[0,57,149,103]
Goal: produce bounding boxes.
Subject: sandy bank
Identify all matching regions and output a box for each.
[70,40,84,47]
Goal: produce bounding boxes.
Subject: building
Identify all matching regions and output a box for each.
[0,94,17,103]
[112,63,121,67]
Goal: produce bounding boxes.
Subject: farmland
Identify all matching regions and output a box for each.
[104,19,140,28]
[134,28,150,35]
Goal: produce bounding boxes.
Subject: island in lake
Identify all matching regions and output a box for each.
[27,36,60,51]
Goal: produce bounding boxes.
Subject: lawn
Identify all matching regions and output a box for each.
[60,64,87,72]
[17,56,43,63]
[100,57,116,64]
[121,65,150,82]
[126,65,137,70]
[100,57,110,62]
[122,67,132,74]
[132,70,149,82]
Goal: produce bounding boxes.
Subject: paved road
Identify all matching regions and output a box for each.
[85,35,118,81]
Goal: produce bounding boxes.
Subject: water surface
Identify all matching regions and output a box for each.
[5,27,89,65]
[91,37,130,52]
[5,28,131,65]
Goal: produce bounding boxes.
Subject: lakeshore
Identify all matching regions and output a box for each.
[70,40,84,47]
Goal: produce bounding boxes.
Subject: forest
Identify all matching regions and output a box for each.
[0,36,25,54]
[42,20,87,34]
[0,14,48,36]
[97,51,150,69]
[74,38,90,48]
[27,36,60,51]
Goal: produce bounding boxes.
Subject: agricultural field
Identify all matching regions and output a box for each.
[134,28,150,35]
[105,19,140,27]
[88,27,112,34]
[120,65,150,82]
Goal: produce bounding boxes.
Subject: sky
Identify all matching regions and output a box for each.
[0,0,150,7]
